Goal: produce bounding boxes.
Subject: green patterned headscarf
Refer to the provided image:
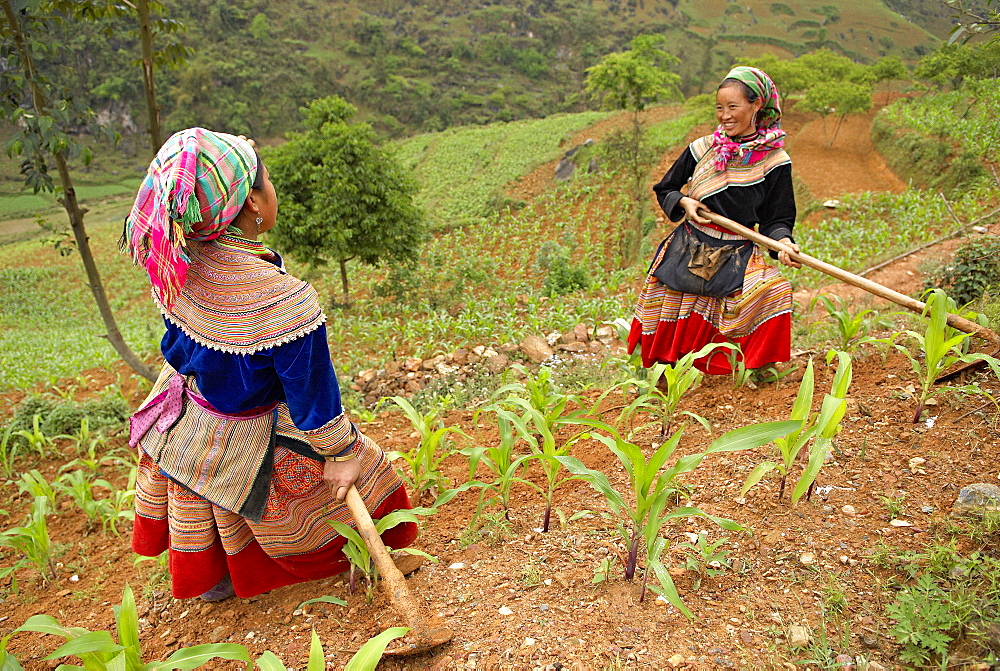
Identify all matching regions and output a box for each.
[722,66,782,129]
[711,66,785,171]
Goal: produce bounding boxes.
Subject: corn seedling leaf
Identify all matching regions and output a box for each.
[44,631,122,660]
[149,643,252,669]
[253,650,287,670]
[307,629,324,671]
[740,461,779,498]
[343,627,411,671]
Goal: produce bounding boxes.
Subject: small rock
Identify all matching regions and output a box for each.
[889,519,912,527]
[485,354,510,374]
[558,342,588,353]
[921,505,935,514]
[788,625,810,647]
[954,483,1000,517]
[520,335,554,363]
[841,505,857,516]
[799,552,816,566]
[667,653,686,668]
[498,606,513,616]
[209,626,232,643]
[448,562,467,570]
[523,637,536,646]
[823,199,841,208]
[69,575,79,582]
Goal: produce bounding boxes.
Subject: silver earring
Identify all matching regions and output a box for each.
[255,217,263,234]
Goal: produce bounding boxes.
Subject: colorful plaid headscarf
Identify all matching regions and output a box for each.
[124,128,258,308]
[711,66,786,172]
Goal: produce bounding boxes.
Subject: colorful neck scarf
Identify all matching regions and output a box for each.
[124,128,258,308]
[711,66,786,172]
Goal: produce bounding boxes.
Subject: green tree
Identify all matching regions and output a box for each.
[801,80,873,148]
[585,34,682,267]
[797,48,866,83]
[742,53,812,108]
[0,0,156,381]
[867,55,908,104]
[266,97,427,307]
[915,42,1000,88]
[81,0,193,151]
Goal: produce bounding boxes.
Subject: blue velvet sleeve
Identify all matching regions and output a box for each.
[271,324,344,432]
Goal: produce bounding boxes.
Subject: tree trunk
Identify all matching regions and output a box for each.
[136,0,162,150]
[828,114,847,149]
[2,0,156,382]
[338,258,351,307]
[53,156,157,381]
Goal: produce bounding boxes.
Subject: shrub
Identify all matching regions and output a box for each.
[7,395,129,450]
[925,237,1000,305]
[536,241,590,297]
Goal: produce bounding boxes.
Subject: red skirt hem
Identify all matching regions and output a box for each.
[132,485,418,599]
[627,311,791,375]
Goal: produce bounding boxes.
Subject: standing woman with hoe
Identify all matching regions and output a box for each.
[627,66,802,377]
[124,128,417,601]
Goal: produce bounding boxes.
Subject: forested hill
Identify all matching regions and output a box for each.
[47,0,944,140]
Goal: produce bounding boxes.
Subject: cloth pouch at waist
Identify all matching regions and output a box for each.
[130,364,277,522]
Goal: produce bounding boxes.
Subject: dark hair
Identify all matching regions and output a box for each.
[251,148,265,190]
[718,78,758,103]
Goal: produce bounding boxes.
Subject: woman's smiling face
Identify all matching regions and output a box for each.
[716,84,763,138]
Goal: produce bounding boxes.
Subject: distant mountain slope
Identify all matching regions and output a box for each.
[32,0,944,141]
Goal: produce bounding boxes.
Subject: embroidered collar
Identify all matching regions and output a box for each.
[155,241,326,355]
[215,234,274,260]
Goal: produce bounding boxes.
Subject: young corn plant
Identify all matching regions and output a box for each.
[502,402,592,533]
[558,419,798,613]
[810,293,878,351]
[740,352,853,504]
[13,584,256,669]
[15,469,59,503]
[383,396,468,503]
[0,427,19,479]
[53,469,119,533]
[329,507,437,598]
[892,288,1000,422]
[9,587,408,671]
[0,496,56,583]
[461,412,535,524]
[12,414,54,459]
[592,342,733,437]
[488,363,587,440]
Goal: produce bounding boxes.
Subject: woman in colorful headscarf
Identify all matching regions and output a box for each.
[124,128,417,601]
[627,66,800,377]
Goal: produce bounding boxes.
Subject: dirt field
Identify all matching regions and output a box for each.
[2,101,998,669]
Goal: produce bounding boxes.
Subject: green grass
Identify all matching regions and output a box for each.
[392,111,610,229]
[0,201,161,390]
[0,180,143,220]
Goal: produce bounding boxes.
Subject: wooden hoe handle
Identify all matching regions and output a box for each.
[698,210,1000,345]
[344,485,431,631]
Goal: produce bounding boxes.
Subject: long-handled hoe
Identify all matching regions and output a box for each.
[699,210,1000,378]
[344,485,453,656]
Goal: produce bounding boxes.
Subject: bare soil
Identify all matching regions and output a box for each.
[2,103,998,670]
